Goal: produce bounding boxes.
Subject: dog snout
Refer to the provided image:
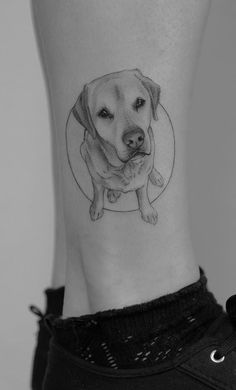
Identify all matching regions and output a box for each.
[122,128,145,150]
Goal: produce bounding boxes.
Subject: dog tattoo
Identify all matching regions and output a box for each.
[72,69,164,225]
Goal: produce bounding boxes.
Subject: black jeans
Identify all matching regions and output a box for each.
[43,309,236,390]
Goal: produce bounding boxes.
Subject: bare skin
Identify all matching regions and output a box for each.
[32,0,211,316]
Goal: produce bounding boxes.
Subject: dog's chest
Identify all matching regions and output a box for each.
[111,157,152,192]
[124,158,146,178]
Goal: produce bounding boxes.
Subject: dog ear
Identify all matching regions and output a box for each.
[134,69,161,120]
[72,84,97,139]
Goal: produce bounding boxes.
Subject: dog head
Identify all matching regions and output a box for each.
[73,69,160,163]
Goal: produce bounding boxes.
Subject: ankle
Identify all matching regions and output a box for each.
[64,237,199,316]
[89,255,199,313]
[49,267,222,371]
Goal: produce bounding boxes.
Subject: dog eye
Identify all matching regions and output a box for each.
[97,108,114,120]
[134,98,146,111]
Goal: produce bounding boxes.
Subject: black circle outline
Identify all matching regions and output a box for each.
[65,103,175,212]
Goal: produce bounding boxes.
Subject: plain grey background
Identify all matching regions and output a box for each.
[0,1,236,389]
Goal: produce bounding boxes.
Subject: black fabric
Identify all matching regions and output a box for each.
[43,341,210,390]
[46,267,223,370]
[31,286,65,390]
[45,287,65,315]
[43,293,236,390]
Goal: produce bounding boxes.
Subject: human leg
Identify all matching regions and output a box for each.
[30,2,236,390]
[31,0,210,318]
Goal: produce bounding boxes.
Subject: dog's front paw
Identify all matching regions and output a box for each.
[90,203,104,221]
[149,169,164,187]
[140,206,158,225]
[107,190,121,203]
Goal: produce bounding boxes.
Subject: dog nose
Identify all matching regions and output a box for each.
[122,129,145,149]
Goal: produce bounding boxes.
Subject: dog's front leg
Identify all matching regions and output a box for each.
[136,183,158,225]
[90,180,105,221]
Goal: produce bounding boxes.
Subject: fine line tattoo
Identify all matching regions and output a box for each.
[68,69,174,225]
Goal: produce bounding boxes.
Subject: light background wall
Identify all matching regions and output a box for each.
[0,1,236,389]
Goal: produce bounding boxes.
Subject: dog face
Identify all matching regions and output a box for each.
[73,69,160,163]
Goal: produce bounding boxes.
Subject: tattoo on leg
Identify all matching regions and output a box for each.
[66,69,175,224]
